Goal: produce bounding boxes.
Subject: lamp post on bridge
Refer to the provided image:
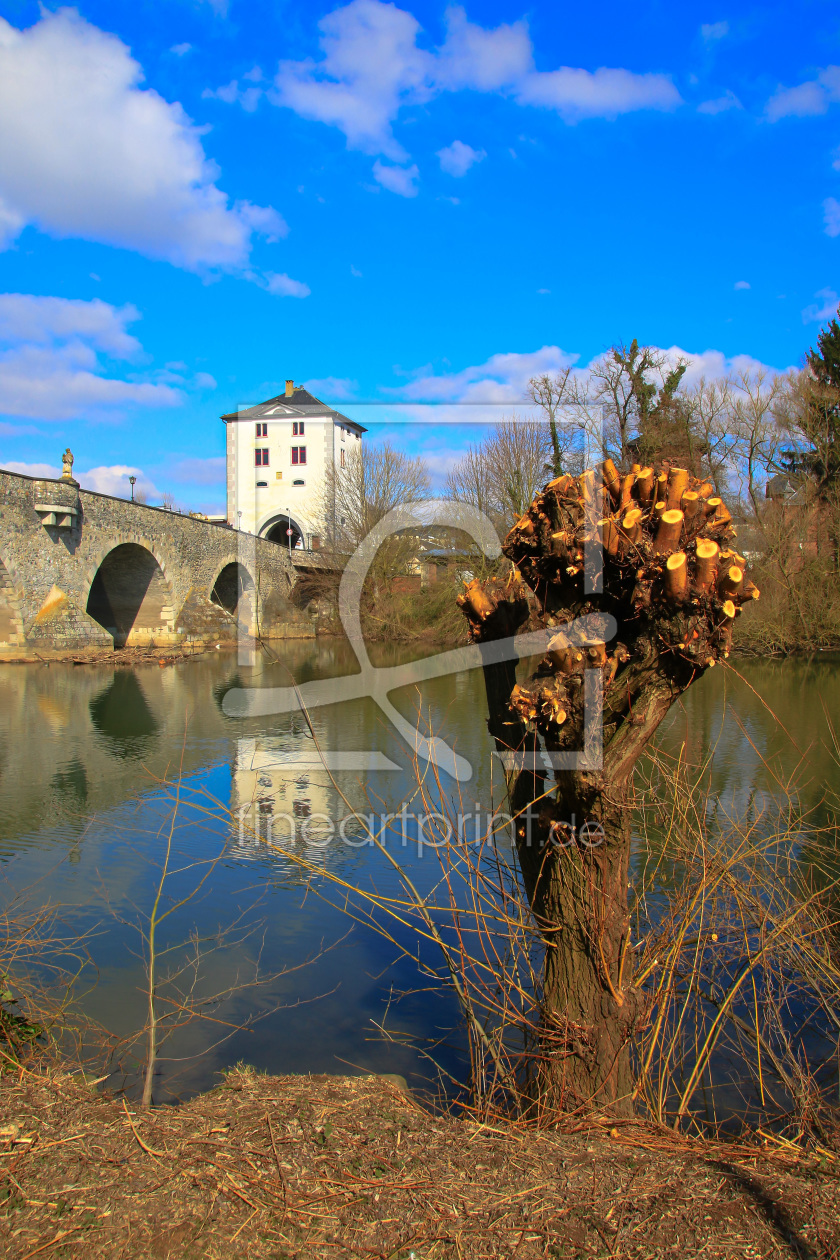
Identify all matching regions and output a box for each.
[129,475,136,503]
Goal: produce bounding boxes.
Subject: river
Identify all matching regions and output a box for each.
[0,643,837,1109]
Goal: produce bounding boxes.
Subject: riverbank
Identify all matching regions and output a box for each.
[0,640,265,666]
[1,1066,838,1259]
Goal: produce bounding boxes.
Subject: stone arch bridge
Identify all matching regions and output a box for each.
[0,469,326,656]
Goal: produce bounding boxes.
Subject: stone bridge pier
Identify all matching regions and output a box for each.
[0,468,322,656]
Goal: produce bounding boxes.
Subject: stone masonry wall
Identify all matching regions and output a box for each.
[0,469,315,654]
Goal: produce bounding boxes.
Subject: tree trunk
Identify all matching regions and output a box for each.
[459,463,755,1117]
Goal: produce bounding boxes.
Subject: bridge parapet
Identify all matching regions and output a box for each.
[0,467,316,656]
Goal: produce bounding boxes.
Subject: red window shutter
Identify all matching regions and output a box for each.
[291,447,298,465]
[255,449,261,466]
[299,446,307,465]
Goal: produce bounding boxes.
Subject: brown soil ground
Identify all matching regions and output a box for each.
[1,1067,839,1259]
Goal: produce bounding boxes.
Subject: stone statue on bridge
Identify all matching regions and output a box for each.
[61,448,75,482]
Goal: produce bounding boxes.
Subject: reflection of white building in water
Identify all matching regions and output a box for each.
[222,381,366,549]
[230,736,339,853]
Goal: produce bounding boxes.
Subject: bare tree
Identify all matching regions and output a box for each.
[312,441,431,614]
[678,376,739,492]
[527,370,583,477]
[445,417,554,537]
[324,440,429,552]
[727,368,785,514]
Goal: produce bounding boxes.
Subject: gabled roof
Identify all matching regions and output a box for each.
[766,471,808,504]
[221,385,366,432]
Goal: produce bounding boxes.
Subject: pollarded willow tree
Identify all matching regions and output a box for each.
[457,460,759,1116]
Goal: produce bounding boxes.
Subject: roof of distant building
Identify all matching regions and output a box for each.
[766,471,809,504]
[220,384,366,433]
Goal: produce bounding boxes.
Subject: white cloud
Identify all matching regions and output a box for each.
[516,66,680,120]
[766,66,840,121]
[654,345,781,387]
[161,456,226,485]
[272,0,431,161]
[437,139,486,176]
[432,5,533,91]
[0,9,284,271]
[734,280,750,290]
[802,287,838,322]
[82,465,162,498]
[262,272,311,298]
[305,376,359,399]
[269,0,682,181]
[203,79,262,112]
[170,43,192,56]
[372,160,419,196]
[698,89,742,115]
[1,461,57,478]
[0,421,38,436]
[393,345,579,404]
[1,460,161,500]
[701,21,729,42]
[350,264,363,277]
[0,294,142,357]
[0,293,182,420]
[824,197,840,237]
[390,342,783,414]
[200,0,230,17]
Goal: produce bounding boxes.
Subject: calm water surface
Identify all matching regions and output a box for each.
[1,643,838,1103]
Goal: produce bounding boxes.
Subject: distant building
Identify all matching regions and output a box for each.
[222,380,365,548]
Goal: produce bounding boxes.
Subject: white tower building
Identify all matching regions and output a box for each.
[222,380,365,548]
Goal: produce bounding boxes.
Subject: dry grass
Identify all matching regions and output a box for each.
[2,1065,840,1259]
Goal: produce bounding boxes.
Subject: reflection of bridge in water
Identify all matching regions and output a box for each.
[0,644,396,867]
[0,468,337,656]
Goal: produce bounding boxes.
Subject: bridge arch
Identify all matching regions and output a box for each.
[257,512,306,549]
[0,554,24,649]
[209,559,259,634]
[86,542,175,648]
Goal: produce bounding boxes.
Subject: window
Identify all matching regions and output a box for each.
[340,448,345,468]
[255,422,267,436]
[291,446,306,465]
[256,480,268,487]
[255,449,269,466]
[340,426,345,442]
[293,421,305,436]
[292,478,305,486]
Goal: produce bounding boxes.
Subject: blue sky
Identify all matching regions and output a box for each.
[0,0,838,511]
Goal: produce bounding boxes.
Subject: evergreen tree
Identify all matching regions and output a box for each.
[797,307,840,498]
